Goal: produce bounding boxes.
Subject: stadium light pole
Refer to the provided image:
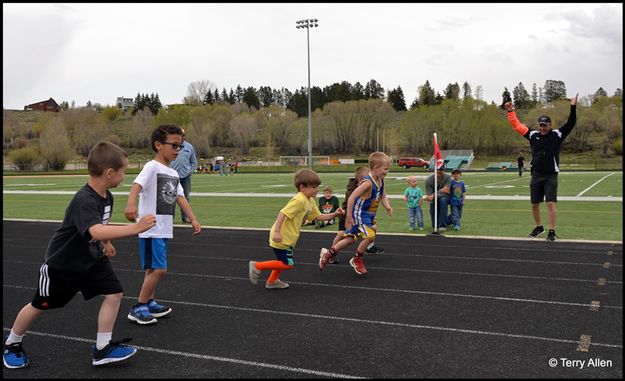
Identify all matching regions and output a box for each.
[296,18,318,167]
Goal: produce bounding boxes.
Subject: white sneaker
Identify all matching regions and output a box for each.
[248,261,261,285]
[265,279,289,289]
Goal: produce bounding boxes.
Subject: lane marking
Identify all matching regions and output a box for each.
[0,329,362,378]
[590,301,601,311]
[5,277,623,311]
[597,278,607,286]
[577,335,592,352]
[3,293,621,350]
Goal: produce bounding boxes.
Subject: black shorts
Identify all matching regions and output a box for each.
[338,216,346,231]
[530,173,558,203]
[31,258,123,310]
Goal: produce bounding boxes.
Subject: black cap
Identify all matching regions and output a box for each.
[537,116,551,125]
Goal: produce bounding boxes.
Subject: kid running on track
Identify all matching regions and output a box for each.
[319,152,393,275]
[249,169,343,289]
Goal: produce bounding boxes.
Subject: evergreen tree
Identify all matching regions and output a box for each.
[418,80,436,106]
[258,86,274,108]
[286,87,308,117]
[594,87,608,97]
[434,92,444,105]
[281,87,293,108]
[387,86,407,111]
[500,87,512,109]
[213,88,221,103]
[148,93,162,114]
[462,81,472,100]
[444,82,460,100]
[543,80,567,102]
[310,86,325,112]
[409,97,419,110]
[531,83,538,106]
[242,87,261,110]
[352,82,365,100]
[513,82,531,109]
[235,85,244,103]
[364,79,384,99]
[204,90,214,105]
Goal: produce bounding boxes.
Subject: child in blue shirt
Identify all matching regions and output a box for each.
[403,176,424,230]
[449,169,466,231]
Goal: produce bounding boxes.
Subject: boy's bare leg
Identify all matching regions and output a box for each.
[357,238,373,255]
[138,269,167,303]
[98,293,122,333]
[7,304,43,337]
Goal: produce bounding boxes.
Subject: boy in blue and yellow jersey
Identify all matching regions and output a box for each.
[319,152,393,275]
[248,169,343,289]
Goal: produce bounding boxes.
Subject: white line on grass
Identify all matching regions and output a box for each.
[3,190,622,201]
[576,172,616,197]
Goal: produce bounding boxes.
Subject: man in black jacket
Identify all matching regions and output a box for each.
[504,94,578,241]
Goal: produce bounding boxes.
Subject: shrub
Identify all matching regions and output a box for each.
[9,147,40,170]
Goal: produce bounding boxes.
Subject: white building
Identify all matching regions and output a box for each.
[116,97,135,112]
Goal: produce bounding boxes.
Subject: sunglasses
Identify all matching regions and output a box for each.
[538,123,550,127]
[163,142,184,150]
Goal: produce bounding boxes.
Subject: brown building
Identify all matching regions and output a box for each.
[24,97,61,112]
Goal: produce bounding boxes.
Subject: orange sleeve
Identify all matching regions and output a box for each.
[507,111,529,136]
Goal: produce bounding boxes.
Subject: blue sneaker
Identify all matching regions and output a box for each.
[147,299,172,318]
[92,338,137,366]
[127,303,157,325]
[3,340,28,369]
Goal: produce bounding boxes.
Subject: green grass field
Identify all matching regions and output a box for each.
[3,171,622,242]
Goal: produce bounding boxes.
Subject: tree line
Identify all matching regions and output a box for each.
[3,79,622,171]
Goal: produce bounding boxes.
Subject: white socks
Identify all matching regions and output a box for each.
[5,330,24,345]
[96,332,112,350]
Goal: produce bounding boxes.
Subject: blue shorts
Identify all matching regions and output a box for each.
[272,247,294,266]
[139,238,168,270]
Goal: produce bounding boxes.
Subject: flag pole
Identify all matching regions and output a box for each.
[429,132,443,236]
[434,132,438,232]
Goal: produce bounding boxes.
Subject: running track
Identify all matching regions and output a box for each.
[3,220,622,378]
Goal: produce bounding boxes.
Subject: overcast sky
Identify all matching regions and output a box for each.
[3,3,623,110]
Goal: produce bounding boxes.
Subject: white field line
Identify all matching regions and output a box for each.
[576,172,617,197]
[2,190,622,202]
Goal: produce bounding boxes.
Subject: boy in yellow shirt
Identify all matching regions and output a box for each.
[249,169,343,289]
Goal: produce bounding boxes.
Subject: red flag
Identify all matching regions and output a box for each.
[433,133,443,169]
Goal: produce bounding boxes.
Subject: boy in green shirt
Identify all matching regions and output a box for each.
[403,176,424,230]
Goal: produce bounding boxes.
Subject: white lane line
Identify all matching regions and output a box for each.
[4,286,622,349]
[4,263,623,308]
[576,172,616,197]
[0,329,362,378]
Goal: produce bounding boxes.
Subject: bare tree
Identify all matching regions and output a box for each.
[229,113,258,154]
[184,80,216,105]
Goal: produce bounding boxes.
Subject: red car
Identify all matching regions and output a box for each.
[398,157,430,169]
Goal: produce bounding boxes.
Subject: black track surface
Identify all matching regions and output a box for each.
[3,220,622,378]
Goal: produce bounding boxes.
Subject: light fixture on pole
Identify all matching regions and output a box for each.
[296,18,318,167]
